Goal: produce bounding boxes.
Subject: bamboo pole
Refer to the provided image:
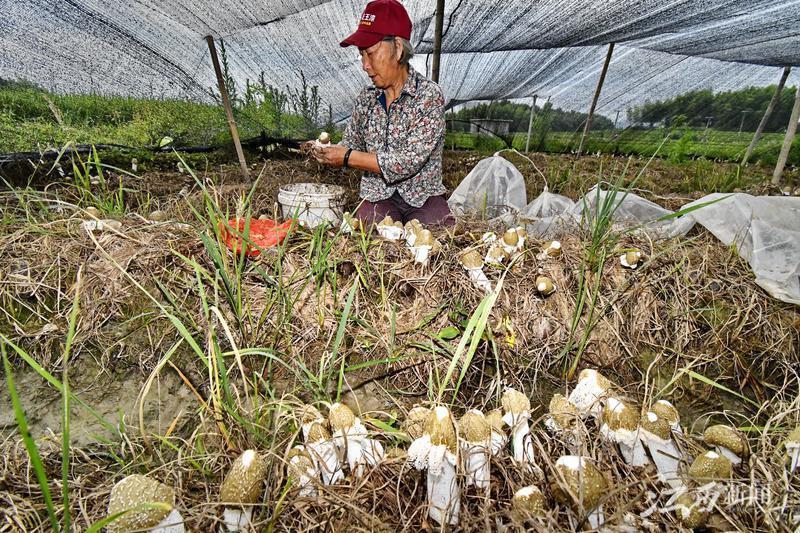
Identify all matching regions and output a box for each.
[525,94,538,153]
[772,84,800,185]
[431,0,445,83]
[206,35,250,183]
[577,43,614,156]
[743,66,791,165]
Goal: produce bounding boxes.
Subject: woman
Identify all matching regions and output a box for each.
[310,0,454,226]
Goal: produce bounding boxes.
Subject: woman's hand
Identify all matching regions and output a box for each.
[311,144,348,167]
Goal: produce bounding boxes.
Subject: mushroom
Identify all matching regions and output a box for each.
[458,410,492,490]
[460,250,492,293]
[650,399,682,434]
[535,276,556,297]
[567,369,614,418]
[376,216,403,240]
[501,388,540,473]
[402,406,431,441]
[511,485,546,522]
[687,450,732,483]
[220,449,267,532]
[340,212,361,234]
[785,424,800,473]
[404,219,422,246]
[703,424,749,466]
[599,397,649,467]
[673,492,709,529]
[485,408,508,455]
[84,206,101,218]
[298,404,325,442]
[407,406,460,525]
[411,229,435,265]
[286,446,318,497]
[106,474,184,533]
[551,455,608,529]
[485,243,509,266]
[148,210,169,222]
[537,240,562,260]
[619,250,642,269]
[318,131,330,145]
[328,402,384,478]
[639,411,683,488]
[481,231,497,244]
[544,394,582,452]
[305,421,344,485]
[501,229,520,254]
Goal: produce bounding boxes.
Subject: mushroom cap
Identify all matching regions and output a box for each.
[640,411,671,440]
[688,451,732,482]
[328,402,356,432]
[624,250,642,265]
[535,276,555,295]
[502,388,531,415]
[548,394,580,430]
[515,227,528,240]
[148,210,168,222]
[502,229,519,246]
[318,131,330,143]
[426,406,457,452]
[543,240,562,256]
[512,485,546,516]
[286,446,315,481]
[378,215,394,226]
[576,369,612,391]
[306,421,331,443]
[651,400,680,427]
[485,409,505,433]
[393,220,404,229]
[703,425,748,457]
[299,404,324,425]
[487,244,508,261]
[551,456,607,512]
[675,493,708,528]
[603,397,638,432]
[107,474,175,532]
[416,229,434,246]
[786,425,800,446]
[85,206,102,218]
[459,410,491,443]
[460,250,484,270]
[402,406,431,441]
[220,450,267,505]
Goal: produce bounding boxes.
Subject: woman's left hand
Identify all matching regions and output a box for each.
[312,144,348,167]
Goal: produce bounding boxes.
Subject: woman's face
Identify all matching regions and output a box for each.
[359,38,403,89]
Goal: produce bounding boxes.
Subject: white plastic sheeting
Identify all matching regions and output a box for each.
[447,155,527,219]
[520,186,800,305]
[1,0,799,121]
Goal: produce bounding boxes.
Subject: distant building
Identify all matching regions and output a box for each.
[469,118,512,136]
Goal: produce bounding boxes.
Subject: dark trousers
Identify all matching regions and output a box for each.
[355,192,455,227]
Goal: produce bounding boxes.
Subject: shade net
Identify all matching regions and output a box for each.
[1,0,798,125]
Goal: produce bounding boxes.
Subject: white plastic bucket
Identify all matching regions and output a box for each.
[277,183,347,228]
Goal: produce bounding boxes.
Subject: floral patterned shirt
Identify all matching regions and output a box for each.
[340,66,446,208]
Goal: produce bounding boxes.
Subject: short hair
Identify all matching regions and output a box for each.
[383,35,414,66]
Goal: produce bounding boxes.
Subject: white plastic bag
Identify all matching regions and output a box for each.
[448,155,527,219]
[518,189,578,238]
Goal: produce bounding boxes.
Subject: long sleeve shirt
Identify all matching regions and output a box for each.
[340,66,446,208]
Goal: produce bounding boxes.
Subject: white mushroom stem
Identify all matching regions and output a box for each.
[503,411,537,470]
[307,439,343,485]
[334,419,382,478]
[788,443,800,472]
[150,508,185,533]
[587,508,605,530]
[466,267,492,293]
[222,508,251,533]
[461,441,491,490]
[641,431,683,489]
[713,445,742,466]
[377,225,403,240]
[289,454,318,497]
[489,429,507,456]
[427,449,460,525]
[412,244,432,265]
[619,437,650,467]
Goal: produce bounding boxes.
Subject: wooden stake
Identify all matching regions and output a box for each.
[431,0,445,83]
[577,43,614,157]
[206,35,250,183]
[525,95,538,153]
[743,66,791,165]
[772,84,800,185]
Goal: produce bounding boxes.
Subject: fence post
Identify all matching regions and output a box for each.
[772,84,800,185]
[431,0,445,83]
[743,66,791,165]
[577,42,614,156]
[525,94,538,153]
[206,35,250,183]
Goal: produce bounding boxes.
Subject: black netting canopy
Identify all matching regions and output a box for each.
[1,0,798,121]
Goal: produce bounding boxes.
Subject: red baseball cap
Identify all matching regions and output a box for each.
[340,0,412,49]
